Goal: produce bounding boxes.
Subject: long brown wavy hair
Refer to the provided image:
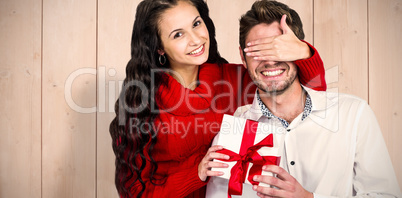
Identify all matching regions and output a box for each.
[109,0,227,197]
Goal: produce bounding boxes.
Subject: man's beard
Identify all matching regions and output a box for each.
[249,62,298,96]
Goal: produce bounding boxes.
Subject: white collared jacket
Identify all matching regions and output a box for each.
[207,86,401,198]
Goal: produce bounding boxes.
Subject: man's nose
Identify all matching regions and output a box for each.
[264,60,278,65]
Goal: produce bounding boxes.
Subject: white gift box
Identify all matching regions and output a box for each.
[207,114,285,197]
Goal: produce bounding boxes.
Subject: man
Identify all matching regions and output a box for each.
[206,0,401,197]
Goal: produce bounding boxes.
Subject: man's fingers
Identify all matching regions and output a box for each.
[207,145,223,152]
[206,151,229,161]
[253,174,291,190]
[262,165,294,182]
[206,145,229,160]
[256,192,274,198]
[204,145,230,161]
[253,185,287,198]
[207,161,229,169]
[206,170,224,177]
[199,145,229,181]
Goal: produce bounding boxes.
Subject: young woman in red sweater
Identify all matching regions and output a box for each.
[109,0,326,197]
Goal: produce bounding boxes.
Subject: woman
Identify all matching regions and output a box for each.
[109,0,326,197]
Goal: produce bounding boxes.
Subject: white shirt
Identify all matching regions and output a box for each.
[206,87,401,198]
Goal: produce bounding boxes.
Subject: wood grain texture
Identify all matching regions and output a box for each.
[0,0,42,197]
[207,0,255,64]
[42,0,97,197]
[368,0,402,190]
[279,0,314,44]
[314,0,368,99]
[97,0,139,197]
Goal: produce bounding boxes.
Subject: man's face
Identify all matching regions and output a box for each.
[241,22,298,95]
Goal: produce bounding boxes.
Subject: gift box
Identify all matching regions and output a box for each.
[209,114,285,197]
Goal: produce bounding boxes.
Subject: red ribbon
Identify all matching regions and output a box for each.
[216,119,280,198]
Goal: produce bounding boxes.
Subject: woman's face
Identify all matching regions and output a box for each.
[158,1,210,69]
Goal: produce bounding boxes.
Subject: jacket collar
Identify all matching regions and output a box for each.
[244,85,339,132]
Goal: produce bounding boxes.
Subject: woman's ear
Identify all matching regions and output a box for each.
[157,49,165,55]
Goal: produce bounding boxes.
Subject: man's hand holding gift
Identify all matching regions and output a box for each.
[252,165,313,198]
[198,145,229,182]
[202,115,286,197]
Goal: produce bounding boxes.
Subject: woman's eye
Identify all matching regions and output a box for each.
[193,20,201,28]
[173,32,183,39]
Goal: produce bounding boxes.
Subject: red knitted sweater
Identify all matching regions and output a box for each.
[125,43,325,197]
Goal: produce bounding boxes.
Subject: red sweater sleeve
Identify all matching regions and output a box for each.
[128,153,207,197]
[294,41,327,91]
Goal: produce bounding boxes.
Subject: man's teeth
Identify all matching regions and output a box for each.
[262,70,284,76]
[189,45,203,55]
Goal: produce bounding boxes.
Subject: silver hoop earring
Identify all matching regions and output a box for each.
[159,54,166,65]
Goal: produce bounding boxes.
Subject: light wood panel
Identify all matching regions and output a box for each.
[207,0,255,64]
[97,0,139,197]
[207,0,313,64]
[279,0,313,44]
[0,0,42,197]
[42,0,97,197]
[368,0,402,190]
[314,0,368,99]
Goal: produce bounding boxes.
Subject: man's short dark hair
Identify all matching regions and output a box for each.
[239,0,305,50]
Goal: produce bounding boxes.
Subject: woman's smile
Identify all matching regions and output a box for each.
[188,44,205,56]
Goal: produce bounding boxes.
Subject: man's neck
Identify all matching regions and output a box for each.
[259,82,306,124]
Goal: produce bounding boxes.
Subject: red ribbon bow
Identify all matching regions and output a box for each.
[216,119,280,198]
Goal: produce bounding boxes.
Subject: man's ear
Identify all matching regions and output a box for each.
[239,46,247,69]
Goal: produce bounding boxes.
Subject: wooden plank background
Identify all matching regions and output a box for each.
[0,0,42,197]
[41,0,97,197]
[0,0,401,197]
[314,0,368,99]
[96,0,138,197]
[368,0,402,189]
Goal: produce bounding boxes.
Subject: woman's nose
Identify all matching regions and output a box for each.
[188,31,201,46]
